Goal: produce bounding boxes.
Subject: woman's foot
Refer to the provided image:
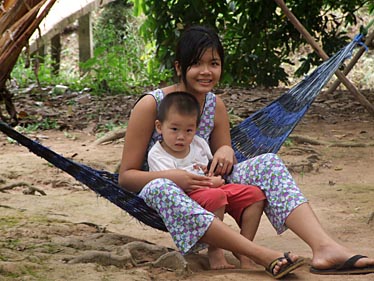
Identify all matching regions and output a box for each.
[311,243,374,273]
[266,252,305,278]
[208,247,236,270]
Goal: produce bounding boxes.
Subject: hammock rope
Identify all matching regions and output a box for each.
[231,35,362,162]
[0,35,362,231]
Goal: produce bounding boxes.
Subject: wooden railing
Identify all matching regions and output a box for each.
[29,0,115,73]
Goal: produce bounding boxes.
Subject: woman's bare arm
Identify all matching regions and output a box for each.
[208,95,235,175]
[118,95,158,191]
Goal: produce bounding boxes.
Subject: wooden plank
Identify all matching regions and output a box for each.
[274,0,374,116]
[28,0,115,53]
[51,33,61,75]
[78,13,93,70]
[325,30,374,95]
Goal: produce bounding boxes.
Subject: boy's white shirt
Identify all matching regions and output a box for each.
[148,135,212,175]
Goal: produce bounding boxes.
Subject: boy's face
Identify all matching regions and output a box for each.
[155,107,197,158]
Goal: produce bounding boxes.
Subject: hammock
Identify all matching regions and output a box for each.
[0,35,362,232]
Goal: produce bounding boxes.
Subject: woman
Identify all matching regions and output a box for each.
[118,25,374,278]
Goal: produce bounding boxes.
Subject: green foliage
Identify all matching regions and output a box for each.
[135,0,371,87]
[283,138,293,147]
[370,2,374,14]
[95,121,127,135]
[9,0,371,92]
[10,54,81,90]
[14,118,59,133]
[11,1,171,95]
[80,1,172,94]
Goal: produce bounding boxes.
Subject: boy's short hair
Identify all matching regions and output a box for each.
[157,92,201,125]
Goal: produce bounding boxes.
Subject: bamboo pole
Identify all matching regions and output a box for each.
[274,0,374,116]
[325,30,374,96]
[0,0,50,84]
[0,0,57,124]
[0,0,43,35]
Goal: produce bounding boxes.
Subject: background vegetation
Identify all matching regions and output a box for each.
[10,0,374,95]
[135,0,373,86]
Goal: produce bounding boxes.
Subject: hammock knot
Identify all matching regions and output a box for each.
[353,33,368,52]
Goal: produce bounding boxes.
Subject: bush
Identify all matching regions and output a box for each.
[80,1,172,94]
[135,0,371,87]
[11,1,172,95]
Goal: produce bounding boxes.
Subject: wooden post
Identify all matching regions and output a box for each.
[78,12,93,74]
[51,33,61,75]
[35,44,47,63]
[325,30,374,96]
[274,0,374,116]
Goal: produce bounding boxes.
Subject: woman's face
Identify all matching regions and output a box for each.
[177,48,222,96]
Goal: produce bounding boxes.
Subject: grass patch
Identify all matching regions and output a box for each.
[0,216,21,229]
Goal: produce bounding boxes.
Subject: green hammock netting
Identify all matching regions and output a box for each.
[0,35,363,232]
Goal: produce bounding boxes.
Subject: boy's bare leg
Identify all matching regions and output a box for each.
[200,217,301,275]
[208,206,236,269]
[237,200,265,269]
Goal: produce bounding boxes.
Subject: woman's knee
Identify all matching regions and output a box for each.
[261,152,281,162]
[145,178,181,195]
[147,177,174,186]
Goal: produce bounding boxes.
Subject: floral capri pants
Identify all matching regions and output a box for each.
[138,153,308,254]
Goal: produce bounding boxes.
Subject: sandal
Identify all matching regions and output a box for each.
[265,252,305,279]
[310,254,374,275]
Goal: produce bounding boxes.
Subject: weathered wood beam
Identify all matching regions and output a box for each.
[274,0,374,116]
[51,33,61,75]
[78,12,93,73]
[325,30,374,96]
[28,0,116,54]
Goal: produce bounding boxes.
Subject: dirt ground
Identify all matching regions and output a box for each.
[1,88,374,280]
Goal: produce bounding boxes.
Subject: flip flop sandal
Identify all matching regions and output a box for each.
[265,252,305,279]
[310,254,374,275]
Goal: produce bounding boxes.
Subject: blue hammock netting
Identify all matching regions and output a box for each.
[0,35,364,232]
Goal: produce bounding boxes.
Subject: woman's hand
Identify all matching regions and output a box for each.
[208,145,235,176]
[169,169,213,193]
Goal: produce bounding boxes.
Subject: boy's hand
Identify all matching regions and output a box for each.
[193,164,208,174]
[210,175,224,188]
[169,169,213,193]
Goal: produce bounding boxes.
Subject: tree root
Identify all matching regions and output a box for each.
[368,212,374,225]
[63,241,191,275]
[151,251,192,276]
[0,204,14,209]
[290,134,374,147]
[93,128,126,145]
[0,182,46,195]
[74,222,107,233]
[64,250,135,268]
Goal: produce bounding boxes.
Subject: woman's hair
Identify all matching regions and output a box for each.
[175,25,224,85]
[157,91,201,126]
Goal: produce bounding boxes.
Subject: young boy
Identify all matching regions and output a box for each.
[147,91,266,269]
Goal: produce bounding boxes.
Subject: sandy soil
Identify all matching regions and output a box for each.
[1,89,374,280]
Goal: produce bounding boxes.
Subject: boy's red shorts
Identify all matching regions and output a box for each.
[188,184,266,226]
